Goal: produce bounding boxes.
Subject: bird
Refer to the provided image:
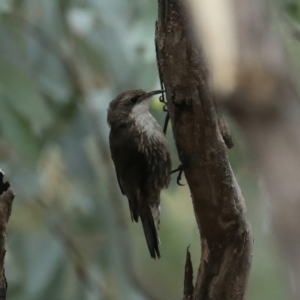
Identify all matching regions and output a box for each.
[107,89,172,258]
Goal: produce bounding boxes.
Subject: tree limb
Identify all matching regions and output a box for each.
[185,1,300,299]
[155,1,253,299]
[0,171,14,300]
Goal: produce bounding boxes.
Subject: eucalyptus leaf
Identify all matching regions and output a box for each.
[286,3,300,21]
[0,60,52,134]
[0,0,11,13]
[0,95,40,162]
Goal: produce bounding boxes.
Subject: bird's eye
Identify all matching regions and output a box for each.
[129,96,139,104]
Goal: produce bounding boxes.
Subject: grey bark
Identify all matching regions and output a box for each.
[155,1,253,299]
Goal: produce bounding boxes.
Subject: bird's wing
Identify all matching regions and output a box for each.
[113,161,125,195]
[109,126,150,220]
[109,132,125,195]
[109,126,161,258]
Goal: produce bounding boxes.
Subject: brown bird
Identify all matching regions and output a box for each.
[107,89,171,258]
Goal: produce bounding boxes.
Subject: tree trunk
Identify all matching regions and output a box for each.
[155,1,253,299]
[184,1,300,299]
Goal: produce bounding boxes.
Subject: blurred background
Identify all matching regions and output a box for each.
[0,0,297,299]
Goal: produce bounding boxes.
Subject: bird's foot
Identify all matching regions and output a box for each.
[159,94,168,111]
[159,94,170,135]
[171,164,185,186]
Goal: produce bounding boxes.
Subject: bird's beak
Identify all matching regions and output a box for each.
[147,90,165,97]
[140,90,165,102]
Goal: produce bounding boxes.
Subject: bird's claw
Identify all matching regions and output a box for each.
[159,95,168,112]
[159,94,166,104]
[159,94,170,135]
[171,164,185,186]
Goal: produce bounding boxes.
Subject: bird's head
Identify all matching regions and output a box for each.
[107,89,164,126]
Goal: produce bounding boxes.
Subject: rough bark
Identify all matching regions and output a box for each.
[155,1,253,299]
[183,247,194,300]
[185,1,300,299]
[0,171,14,300]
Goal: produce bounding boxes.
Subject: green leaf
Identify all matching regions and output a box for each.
[0,60,52,133]
[285,2,300,21]
[0,0,11,13]
[0,93,40,162]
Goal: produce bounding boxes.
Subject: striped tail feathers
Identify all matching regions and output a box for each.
[127,191,161,258]
[139,203,160,259]
[150,204,161,230]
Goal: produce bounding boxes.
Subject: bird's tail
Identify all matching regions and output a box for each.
[140,204,160,259]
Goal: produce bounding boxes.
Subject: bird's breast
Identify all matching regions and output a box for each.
[131,112,163,140]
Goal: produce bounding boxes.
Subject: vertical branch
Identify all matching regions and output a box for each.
[156,1,252,299]
[0,171,14,300]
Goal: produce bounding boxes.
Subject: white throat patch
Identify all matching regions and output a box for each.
[129,101,162,139]
[131,100,150,116]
